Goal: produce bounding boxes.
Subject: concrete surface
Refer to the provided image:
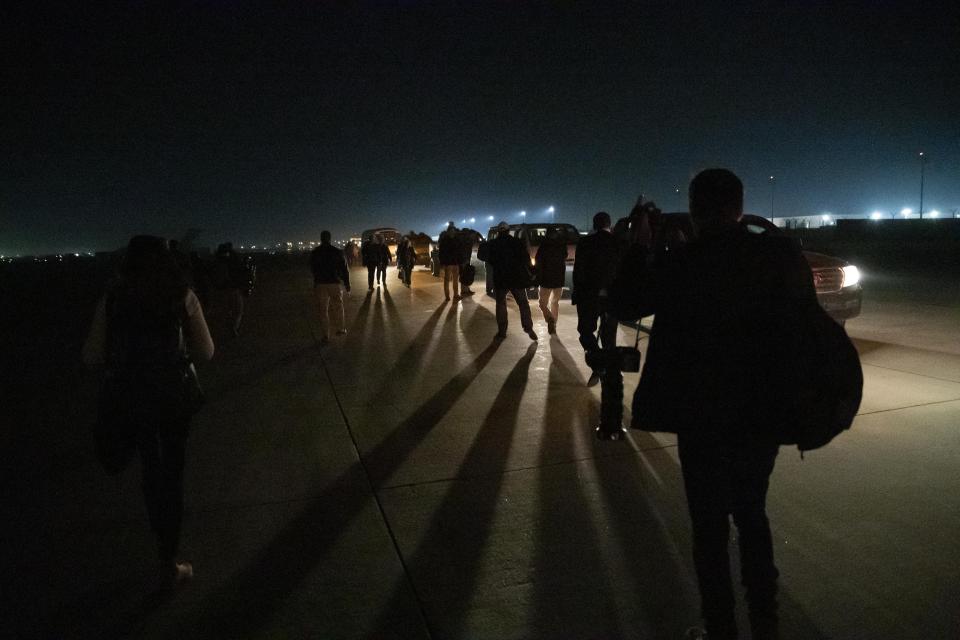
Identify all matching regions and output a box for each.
[4,263,959,639]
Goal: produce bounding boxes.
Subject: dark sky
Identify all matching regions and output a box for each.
[3,1,959,255]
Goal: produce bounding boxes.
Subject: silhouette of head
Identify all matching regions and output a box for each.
[690,169,743,223]
[321,230,331,244]
[496,221,510,236]
[447,221,456,230]
[122,235,169,277]
[593,211,611,231]
[374,233,383,243]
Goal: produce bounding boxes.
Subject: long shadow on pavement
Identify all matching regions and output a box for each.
[169,317,502,638]
[527,336,626,638]
[371,342,538,638]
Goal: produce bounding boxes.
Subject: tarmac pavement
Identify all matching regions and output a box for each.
[6,263,960,639]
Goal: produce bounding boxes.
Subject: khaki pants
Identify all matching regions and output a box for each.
[315,283,344,338]
[443,265,460,299]
[538,287,562,323]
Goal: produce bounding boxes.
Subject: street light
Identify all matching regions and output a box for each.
[870,211,884,221]
[768,175,776,218]
[487,215,494,221]
[520,210,526,218]
[547,206,555,214]
[901,207,912,218]
[919,151,926,219]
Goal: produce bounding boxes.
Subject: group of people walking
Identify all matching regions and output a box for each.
[87,168,822,639]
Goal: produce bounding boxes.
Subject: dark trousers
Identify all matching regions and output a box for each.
[376,263,387,284]
[494,288,533,334]
[136,425,188,566]
[576,297,617,357]
[366,264,376,288]
[678,437,780,640]
[402,262,412,286]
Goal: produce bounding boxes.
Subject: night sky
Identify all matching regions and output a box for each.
[3,1,959,255]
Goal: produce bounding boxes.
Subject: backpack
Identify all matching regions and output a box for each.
[777,300,863,453]
[93,291,204,474]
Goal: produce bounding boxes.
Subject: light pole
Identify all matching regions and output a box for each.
[919,151,926,219]
[768,175,776,218]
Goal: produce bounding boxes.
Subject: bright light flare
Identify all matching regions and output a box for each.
[928,210,940,218]
[900,208,912,216]
[841,265,861,288]
[870,211,884,220]
[547,206,555,213]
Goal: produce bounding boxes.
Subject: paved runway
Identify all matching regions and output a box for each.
[7,263,959,639]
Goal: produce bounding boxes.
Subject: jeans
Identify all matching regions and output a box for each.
[678,437,780,639]
[137,424,188,566]
[443,265,460,298]
[315,283,345,338]
[494,288,533,334]
[538,287,562,323]
[576,297,617,361]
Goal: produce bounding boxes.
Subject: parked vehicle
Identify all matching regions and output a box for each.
[483,223,580,296]
[655,213,862,323]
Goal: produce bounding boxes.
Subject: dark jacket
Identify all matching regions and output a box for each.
[360,241,377,267]
[572,229,620,304]
[487,232,533,290]
[610,223,816,443]
[311,244,350,289]
[377,243,392,266]
[535,238,567,289]
[438,230,461,266]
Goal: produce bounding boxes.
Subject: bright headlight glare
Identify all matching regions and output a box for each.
[841,265,861,288]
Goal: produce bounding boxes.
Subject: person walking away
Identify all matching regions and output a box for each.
[611,169,816,640]
[457,228,478,296]
[374,233,391,287]
[311,230,351,345]
[396,235,409,283]
[487,221,538,340]
[535,227,567,334]
[214,242,247,336]
[401,232,417,287]
[572,212,621,386]
[361,236,378,290]
[438,221,461,300]
[83,235,214,589]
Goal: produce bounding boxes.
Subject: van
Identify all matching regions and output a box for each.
[482,223,580,296]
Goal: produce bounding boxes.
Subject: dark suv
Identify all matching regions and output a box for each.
[658,213,862,323]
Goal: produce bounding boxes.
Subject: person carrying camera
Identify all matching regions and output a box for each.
[611,169,816,640]
[572,212,621,388]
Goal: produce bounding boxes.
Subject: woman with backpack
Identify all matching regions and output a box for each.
[83,235,214,589]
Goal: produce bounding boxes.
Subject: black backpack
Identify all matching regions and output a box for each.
[777,300,863,453]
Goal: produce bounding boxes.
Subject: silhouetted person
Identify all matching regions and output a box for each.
[572,212,621,387]
[214,242,250,336]
[375,233,391,287]
[487,221,537,340]
[361,236,378,290]
[310,230,351,344]
[535,227,567,334]
[611,169,817,640]
[457,228,478,296]
[438,221,461,300]
[83,235,214,589]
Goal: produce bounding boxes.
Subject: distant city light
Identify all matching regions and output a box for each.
[821,214,831,221]
[487,215,494,221]
[547,206,555,213]
[900,208,912,216]
[870,211,884,220]
[928,210,939,218]
[520,210,526,217]
[469,217,475,223]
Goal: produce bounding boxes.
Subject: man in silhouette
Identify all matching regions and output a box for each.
[486,221,537,340]
[611,169,816,640]
[438,221,461,301]
[572,212,621,387]
[310,230,351,344]
[535,226,568,335]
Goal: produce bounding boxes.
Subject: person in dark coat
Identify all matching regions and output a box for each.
[487,221,537,340]
[310,230,351,343]
[572,212,621,386]
[610,169,816,640]
[457,228,478,296]
[360,237,378,290]
[375,234,391,287]
[534,227,567,334]
[438,221,461,300]
[400,231,417,287]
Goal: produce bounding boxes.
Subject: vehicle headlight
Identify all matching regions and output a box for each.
[841,265,860,288]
